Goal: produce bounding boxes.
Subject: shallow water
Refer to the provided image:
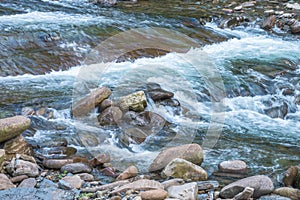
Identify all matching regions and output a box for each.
[0,0,299,184]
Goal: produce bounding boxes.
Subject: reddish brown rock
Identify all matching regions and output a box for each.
[89,153,110,167]
[116,165,138,180]
[42,159,73,169]
[140,189,168,200]
[0,173,15,190]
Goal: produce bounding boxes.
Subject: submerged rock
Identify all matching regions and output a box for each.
[119,91,147,112]
[149,144,203,172]
[220,175,274,198]
[0,116,30,143]
[162,158,207,181]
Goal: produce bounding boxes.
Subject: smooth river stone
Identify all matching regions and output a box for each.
[0,116,30,143]
[218,160,247,174]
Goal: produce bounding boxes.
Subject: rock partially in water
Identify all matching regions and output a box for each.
[98,99,113,113]
[290,20,300,34]
[0,173,15,190]
[262,15,276,30]
[119,91,147,112]
[89,153,110,167]
[140,189,168,200]
[18,178,37,188]
[120,111,166,145]
[4,135,33,156]
[167,182,198,200]
[149,144,204,172]
[6,158,39,177]
[42,159,73,169]
[283,166,299,187]
[144,82,174,102]
[218,160,248,174]
[72,87,112,117]
[274,187,300,200]
[162,158,208,181]
[61,163,92,174]
[264,100,289,119]
[0,188,79,200]
[97,106,122,126]
[0,116,30,143]
[116,165,138,181]
[220,175,274,199]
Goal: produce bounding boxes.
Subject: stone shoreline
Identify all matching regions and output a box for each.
[0,83,299,200]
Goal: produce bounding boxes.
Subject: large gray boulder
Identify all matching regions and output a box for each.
[0,116,30,143]
[149,144,203,172]
[220,175,274,198]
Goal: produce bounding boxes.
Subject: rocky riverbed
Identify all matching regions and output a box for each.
[0,0,300,200]
[0,82,299,200]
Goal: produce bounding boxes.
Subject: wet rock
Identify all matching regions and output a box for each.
[121,111,166,144]
[162,158,207,181]
[197,180,219,191]
[36,146,77,159]
[159,98,181,115]
[119,91,147,112]
[140,189,168,200]
[10,175,28,183]
[40,138,68,148]
[218,160,247,174]
[18,178,37,188]
[36,107,54,119]
[61,163,92,174]
[262,15,276,30]
[233,186,254,200]
[0,116,31,143]
[0,173,15,190]
[161,178,184,190]
[91,0,117,6]
[89,153,110,167]
[77,173,94,181]
[60,175,83,189]
[274,187,300,200]
[111,179,163,194]
[42,159,73,169]
[167,182,198,200]
[21,107,35,116]
[220,16,248,28]
[6,158,39,177]
[147,89,174,102]
[149,144,203,172]
[283,166,298,187]
[220,175,274,198]
[264,101,288,119]
[286,3,300,10]
[116,165,138,180]
[72,87,112,117]
[98,99,113,112]
[4,135,33,156]
[294,95,300,105]
[98,106,122,126]
[0,188,79,200]
[290,20,300,34]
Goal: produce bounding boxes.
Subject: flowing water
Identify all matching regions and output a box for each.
[0,0,299,184]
